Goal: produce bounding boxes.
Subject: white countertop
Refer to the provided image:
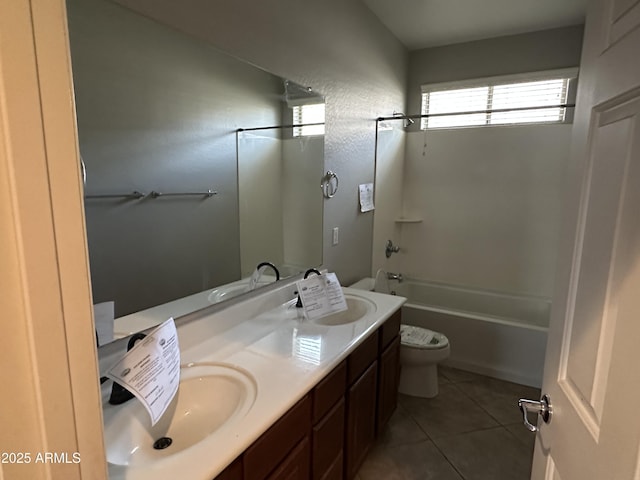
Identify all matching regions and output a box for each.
[102,281,406,480]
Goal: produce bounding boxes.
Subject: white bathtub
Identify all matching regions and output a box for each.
[349,276,549,387]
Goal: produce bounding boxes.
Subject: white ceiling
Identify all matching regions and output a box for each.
[362,0,589,50]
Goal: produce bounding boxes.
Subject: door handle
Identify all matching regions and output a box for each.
[518,394,552,432]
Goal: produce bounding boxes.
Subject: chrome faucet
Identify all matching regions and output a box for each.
[296,268,321,308]
[386,272,403,283]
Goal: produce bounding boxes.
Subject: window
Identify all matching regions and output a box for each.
[293,103,325,137]
[421,69,577,130]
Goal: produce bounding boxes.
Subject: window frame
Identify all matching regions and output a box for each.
[420,68,579,130]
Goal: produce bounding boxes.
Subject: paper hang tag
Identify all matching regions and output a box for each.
[296,272,348,321]
[106,317,181,426]
[359,183,374,212]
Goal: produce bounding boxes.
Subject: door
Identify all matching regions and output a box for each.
[529,0,640,478]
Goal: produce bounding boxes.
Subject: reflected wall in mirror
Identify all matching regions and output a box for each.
[67,0,324,321]
[237,94,324,278]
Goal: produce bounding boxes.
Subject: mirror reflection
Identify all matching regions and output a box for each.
[67,0,324,333]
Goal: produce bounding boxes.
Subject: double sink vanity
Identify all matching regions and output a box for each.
[100,278,406,480]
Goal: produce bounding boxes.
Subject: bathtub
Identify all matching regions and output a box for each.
[349,276,549,387]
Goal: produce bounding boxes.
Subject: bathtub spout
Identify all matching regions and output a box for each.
[386,272,403,283]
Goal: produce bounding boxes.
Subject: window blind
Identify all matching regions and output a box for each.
[421,71,575,130]
[293,103,325,137]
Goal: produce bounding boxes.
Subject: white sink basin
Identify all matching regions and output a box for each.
[207,281,271,303]
[312,296,377,326]
[104,362,257,466]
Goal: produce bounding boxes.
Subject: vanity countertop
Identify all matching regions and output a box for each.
[102,281,406,480]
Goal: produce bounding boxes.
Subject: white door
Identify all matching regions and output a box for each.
[528,0,640,478]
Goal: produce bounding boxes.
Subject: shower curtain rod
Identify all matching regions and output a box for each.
[237,122,324,132]
[377,103,576,122]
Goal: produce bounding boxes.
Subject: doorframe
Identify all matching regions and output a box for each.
[0,0,106,478]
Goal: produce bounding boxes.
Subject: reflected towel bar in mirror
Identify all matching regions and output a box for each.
[150,189,217,198]
[84,190,217,200]
[85,190,146,200]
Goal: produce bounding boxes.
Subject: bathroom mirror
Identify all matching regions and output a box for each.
[67,0,324,325]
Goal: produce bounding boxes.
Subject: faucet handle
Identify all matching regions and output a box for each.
[385,240,400,258]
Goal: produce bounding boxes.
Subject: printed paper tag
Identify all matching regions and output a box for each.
[106,318,180,425]
[359,183,374,212]
[296,272,348,321]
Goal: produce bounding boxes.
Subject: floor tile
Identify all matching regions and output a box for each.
[398,384,499,439]
[377,404,429,448]
[439,370,451,385]
[433,427,533,480]
[357,369,538,480]
[455,376,541,425]
[439,366,487,384]
[505,422,537,451]
[358,440,464,480]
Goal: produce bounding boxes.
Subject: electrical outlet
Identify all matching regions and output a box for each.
[332,227,339,246]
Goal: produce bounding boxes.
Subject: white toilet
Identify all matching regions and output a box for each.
[398,324,450,398]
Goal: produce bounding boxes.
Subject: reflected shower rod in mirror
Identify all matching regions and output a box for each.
[237,122,324,132]
[377,103,576,122]
[85,189,217,200]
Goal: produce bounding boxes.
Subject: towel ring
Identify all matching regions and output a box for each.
[321,171,339,198]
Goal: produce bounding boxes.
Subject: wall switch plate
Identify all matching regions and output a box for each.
[332,227,339,245]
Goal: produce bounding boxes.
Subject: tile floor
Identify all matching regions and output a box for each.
[356,367,541,480]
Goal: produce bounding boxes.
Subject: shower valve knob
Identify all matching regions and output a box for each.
[385,239,400,258]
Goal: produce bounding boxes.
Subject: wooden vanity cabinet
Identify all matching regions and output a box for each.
[265,437,310,480]
[312,361,346,480]
[376,311,401,434]
[312,398,345,480]
[243,395,311,480]
[344,360,378,480]
[215,458,243,480]
[212,310,402,480]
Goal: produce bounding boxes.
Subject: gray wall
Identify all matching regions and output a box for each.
[68,0,287,316]
[111,0,409,287]
[407,25,585,117]
[382,25,586,300]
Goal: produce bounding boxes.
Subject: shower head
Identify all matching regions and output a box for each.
[393,111,415,128]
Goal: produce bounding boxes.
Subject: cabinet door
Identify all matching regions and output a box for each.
[213,458,242,480]
[344,361,377,480]
[265,437,310,480]
[244,395,311,480]
[377,335,400,435]
[312,398,345,480]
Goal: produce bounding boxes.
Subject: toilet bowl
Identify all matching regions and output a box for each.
[399,325,450,398]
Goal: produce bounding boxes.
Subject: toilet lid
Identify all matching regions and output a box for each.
[400,324,449,350]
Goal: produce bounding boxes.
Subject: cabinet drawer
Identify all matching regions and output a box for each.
[312,398,345,479]
[313,360,346,423]
[347,331,379,385]
[318,452,343,480]
[265,437,310,480]
[244,395,311,480]
[379,310,401,351]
